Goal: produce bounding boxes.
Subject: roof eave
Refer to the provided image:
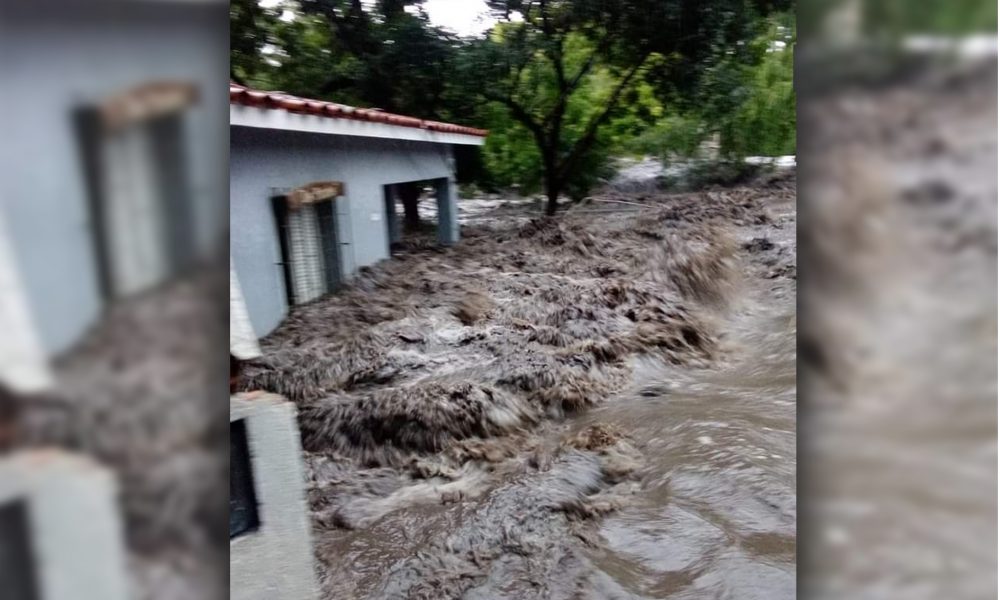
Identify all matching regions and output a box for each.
[230,103,487,146]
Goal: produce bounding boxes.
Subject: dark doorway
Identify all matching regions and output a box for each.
[0,499,41,600]
[384,178,456,254]
[229,419,260,539]
[74,86,197,302]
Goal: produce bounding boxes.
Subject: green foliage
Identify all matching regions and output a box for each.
[800,0,996,41]
[473,30,661,197]
[463,1,789,211]
[235,0,456,119]
[620,12,796,161]
[230,0,797,203]
[230,0,274,84]
[481,104,543,193]
[864,0,997,35]
[625,112,707,159]
[717,16,796,157]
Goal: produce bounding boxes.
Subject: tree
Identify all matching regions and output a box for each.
[464,0,787,215]
[282,0,459,120]
[397,182,424,231]
[229,0,793,205]
[230,0,272,85]
[715,14,796,158]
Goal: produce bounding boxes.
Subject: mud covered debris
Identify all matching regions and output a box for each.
[299,379,537,465]
[241,189,771,456]
[241,172,796,598]
[335,433,645,600]
[15,270,228,600]
[452,291,496,325]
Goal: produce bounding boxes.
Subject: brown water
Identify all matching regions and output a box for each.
[309,270,796,598]
[244,176,797,599]
[799,56,996,599]
[572,273,796,598]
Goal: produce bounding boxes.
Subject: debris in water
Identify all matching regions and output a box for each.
[238,173,796,599]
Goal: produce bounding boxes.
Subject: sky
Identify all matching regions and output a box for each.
[421,0,496,36]
[259,0,497,37]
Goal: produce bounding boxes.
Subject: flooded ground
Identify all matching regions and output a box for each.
[799,55,996,599]
[569,233,796,598]
[15,269,229,600]
[242,170,797,599]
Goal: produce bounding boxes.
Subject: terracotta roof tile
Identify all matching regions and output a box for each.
[230,82,488,138]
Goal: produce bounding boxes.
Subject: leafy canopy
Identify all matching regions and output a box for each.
[230,0,796,205]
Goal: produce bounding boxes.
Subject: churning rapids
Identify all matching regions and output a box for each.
[239,172,797,599]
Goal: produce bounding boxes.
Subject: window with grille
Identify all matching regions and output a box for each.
[74,82,198,300]
[230,419,260,539]
[0,499,41,600]
[272,183,344,306]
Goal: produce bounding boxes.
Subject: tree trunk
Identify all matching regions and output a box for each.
[544,181,560,216]
[399,182,422,231]
[543,149,560,216]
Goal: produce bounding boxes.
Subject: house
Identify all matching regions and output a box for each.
[0,1,228,359]
[229,83,488,337]
[229,392,318,600]
[0,210,51,393]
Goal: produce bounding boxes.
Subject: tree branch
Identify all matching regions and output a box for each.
[552,35,566,90]
[564,29,615,91]
[483,91,547,147]
[542,31,613,125]
[555,55,651,186]
[510,42,533,101]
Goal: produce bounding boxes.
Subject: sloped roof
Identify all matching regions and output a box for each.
[230,82,487,138]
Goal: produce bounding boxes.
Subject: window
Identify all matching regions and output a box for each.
[230,419,260,539]
[0,499,41,600]
[272,182,344,305]
[74,82,198,300]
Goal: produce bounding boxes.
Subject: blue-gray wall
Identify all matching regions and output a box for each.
[0,4,228,356]
[230,126,457,337]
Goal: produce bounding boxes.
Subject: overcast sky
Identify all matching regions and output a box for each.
[422,0,495,36]
[260,0,497,37]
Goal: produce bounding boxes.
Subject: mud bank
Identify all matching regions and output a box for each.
[242,171,797,598]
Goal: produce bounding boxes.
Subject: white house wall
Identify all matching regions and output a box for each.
[230,126,457,337]
[0,210,53,393]
[0,4,228,355]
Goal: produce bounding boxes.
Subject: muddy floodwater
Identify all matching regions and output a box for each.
[799,55,996,599]
[242,172,796,599]
[571,262,795,598]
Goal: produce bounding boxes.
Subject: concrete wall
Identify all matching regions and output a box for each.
[0,210,52,392]
[230,126,456,337]
[0,4,228,355]
[0,450,129,600]
[230,394,318,600]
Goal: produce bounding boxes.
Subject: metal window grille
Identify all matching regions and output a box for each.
[286,203,327,304]
[74,104,195,300]
[272,195,342,305]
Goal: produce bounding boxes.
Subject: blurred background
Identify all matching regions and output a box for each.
[0,0,994,599]
[797,0,997,599]
[0,1,229,599]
